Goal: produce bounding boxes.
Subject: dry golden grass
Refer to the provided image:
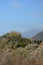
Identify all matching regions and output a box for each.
[0,42,43,65]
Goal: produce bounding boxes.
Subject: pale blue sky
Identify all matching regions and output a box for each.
[0,0,43,34]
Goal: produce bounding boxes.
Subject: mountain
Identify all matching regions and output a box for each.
[31,31,43,41]
[22,29,42,38]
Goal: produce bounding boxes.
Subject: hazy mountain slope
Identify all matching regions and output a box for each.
[22,29,42,38]
[32,31,43,41]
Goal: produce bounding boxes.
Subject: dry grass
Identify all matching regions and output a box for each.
[0,42,43,65]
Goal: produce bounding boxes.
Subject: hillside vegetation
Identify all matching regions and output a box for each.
[0,31,43,65]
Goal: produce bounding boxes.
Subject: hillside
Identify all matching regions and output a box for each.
[31,31,43,41]
[22,29,42,38]
[0,31,43,65]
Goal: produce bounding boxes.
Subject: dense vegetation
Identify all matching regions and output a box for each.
[0,31,43,65]
[0,31,41,49]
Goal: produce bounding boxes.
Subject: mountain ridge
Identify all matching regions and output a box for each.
[22,29,42,38]
[31,31,43,41]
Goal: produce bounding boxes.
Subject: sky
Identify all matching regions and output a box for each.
[0,0,43,35]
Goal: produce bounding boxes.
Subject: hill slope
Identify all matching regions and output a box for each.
[23,29,42,38]
[31,31,43,41]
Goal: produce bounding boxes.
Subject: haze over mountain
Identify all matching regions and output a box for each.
[31,31,43,41]
[22,28,43,38]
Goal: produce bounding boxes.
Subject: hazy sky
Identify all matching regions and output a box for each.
[0,0,43,34]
